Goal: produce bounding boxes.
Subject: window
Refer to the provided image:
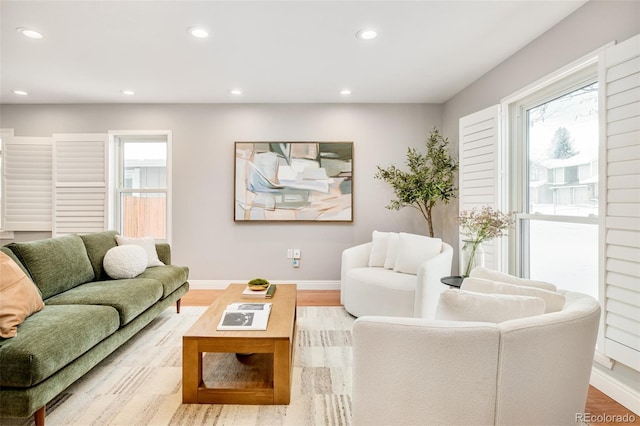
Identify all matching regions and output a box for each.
[511,68,599,298]
[111,132,171,242]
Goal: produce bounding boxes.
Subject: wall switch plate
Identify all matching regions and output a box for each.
[293,249,301,259]
[287,249,293,259]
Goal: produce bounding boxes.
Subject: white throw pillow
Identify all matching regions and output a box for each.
[115,235,164,267]
[469,266,557,292]
[393,233,442,275]
[368,231,395,267]
[435,289,546,323]
[103,245,148,279]
[383,233,400,269]
[461,277,565,313]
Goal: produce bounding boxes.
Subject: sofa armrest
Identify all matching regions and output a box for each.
[414,242,453,319]
[155,243,171,265]
[352,316,500,426]
[340,242,372,304]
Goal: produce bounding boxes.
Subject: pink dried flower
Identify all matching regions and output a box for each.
[458,206,514,244]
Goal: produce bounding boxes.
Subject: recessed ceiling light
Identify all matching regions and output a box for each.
[187,27,209,38]
[121,90,135,96]
[13,90,28,96]
[16,27,43,39]
[230,89,243,95]
[340,89,352,95]
[356,29,377,40]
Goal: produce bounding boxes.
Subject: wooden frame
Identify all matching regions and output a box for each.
[234,141,353,222]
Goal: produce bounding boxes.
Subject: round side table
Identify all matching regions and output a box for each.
[440,275,464,288]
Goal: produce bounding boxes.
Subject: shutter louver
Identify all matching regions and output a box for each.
[53,133,108,236]
[602,34,640,370]
[459,105,505,272]
[2,137,53,231]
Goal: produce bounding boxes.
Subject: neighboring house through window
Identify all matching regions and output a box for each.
[110,131,171,242]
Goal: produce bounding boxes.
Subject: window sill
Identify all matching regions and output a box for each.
[0,230,15,240]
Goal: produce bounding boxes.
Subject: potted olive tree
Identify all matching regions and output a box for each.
[375,128,458,237]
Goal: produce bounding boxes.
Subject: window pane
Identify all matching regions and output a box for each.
[527,82,599,217]
[526,219,598,298]
[123,142,166,189]
[121,192,166,239]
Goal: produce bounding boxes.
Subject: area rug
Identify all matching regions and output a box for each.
[2,306,355,426]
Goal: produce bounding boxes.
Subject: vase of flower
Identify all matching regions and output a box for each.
[461,240,485,277]
[458,206,513,277]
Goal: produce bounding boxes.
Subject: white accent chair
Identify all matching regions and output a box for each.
[341,232,453,318]
[351,289,601,426]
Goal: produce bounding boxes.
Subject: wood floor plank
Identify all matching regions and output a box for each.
[177,288,637,424]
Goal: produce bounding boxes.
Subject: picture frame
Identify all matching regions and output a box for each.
[234,141,353,222]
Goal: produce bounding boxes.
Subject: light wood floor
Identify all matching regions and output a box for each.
[180,289,637,426]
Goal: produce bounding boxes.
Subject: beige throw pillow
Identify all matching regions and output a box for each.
[469,266,557,292]
[383,233,400,269]
[435,289,546,323]
[115,235,164,268]
[368,231,395,267]
[393,233,442,275]
[0,252,45,338]
[461,277,566,313]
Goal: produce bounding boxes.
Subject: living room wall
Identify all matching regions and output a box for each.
[0,103,443,284]
[440,0,640,409]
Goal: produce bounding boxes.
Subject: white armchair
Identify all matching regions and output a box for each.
[341,232,453,318]
[351,290,601,426]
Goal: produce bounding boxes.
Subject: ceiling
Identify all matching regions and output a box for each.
[1,0,586,104]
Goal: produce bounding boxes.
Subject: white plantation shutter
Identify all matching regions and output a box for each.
[459,105,507,272]
[600,34,640,370]
[2,137,53,231]
[53,133,108,236]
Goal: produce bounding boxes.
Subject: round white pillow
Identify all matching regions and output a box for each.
[103,245,148,279]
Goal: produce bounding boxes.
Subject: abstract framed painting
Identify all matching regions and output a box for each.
[234,141,353,222]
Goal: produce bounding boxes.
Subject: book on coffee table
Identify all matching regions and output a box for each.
[217,303,272,330]
[242,284,277,299]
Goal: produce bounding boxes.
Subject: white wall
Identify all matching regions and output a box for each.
[440,0,640,410]
[0,103,444,282]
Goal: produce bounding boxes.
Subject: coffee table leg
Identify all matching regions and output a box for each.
[182,339,201,403]
[273,340,291,404]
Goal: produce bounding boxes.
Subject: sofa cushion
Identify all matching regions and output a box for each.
[368,231,396,267]
[80,230,119,281]
[462,277,565,313]
[394,233,442,275]
[45,278,163,325]
[103,245,148,279]
[116,235,164,267]
[0,304,120,387]
[0,252,45,338]
[6,235,95,300]
[136,265,189,298]
[469,266,557,292]
[0,246,31,278]
[435,289,546,323]
[383,233,400,269]
[347,267,417,292]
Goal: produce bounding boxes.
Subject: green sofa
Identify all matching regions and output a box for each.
[0,231,189,425]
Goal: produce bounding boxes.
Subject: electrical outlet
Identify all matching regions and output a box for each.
[293,249,301,259]
[292,259,300,268]
[287,249,293,259]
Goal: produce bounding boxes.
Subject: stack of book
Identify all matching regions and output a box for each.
[241,283,277,299]
[217,302,272,330]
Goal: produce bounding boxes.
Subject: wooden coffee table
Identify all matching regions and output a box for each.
[182,284,297,405]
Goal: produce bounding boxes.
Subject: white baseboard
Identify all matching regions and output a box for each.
[188,280,340,291]
[590,367,640,415]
